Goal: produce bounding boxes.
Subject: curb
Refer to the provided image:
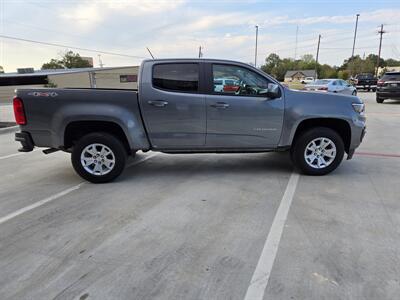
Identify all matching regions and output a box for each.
[0,125,19,134]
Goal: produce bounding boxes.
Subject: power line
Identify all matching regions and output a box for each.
[0,34,148,59]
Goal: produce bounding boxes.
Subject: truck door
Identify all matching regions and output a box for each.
[140,62,206,149]
[205,63,284,148]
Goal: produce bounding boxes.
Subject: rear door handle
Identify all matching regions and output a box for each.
[148,100,168,107]
[210,102,229,109]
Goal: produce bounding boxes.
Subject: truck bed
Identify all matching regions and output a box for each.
[16,88,147,149]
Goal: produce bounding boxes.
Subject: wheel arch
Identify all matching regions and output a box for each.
[64,120,132,154]
[292,118,352,153]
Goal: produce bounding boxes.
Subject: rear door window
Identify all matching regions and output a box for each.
[153,63,199,92]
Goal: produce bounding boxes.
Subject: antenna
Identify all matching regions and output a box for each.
[198,46,203,58]
[146,47,155,59]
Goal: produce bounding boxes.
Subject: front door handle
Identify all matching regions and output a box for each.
[148,100,168,107]
[210,102,230,109]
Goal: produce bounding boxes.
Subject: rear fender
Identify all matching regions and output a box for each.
[53,103,150,150]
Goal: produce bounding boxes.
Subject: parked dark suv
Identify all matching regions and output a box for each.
[376,72,400,103]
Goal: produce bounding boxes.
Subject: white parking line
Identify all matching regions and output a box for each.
[0,149,40,161]
[0,153,157,225]
[244,172,300,300]
[0,183,84,225]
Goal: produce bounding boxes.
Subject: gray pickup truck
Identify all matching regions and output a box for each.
[13,59,366,183]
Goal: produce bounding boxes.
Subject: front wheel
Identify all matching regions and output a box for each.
[291,127,344,175]
[71,132,127,183]
[376,95,384,103]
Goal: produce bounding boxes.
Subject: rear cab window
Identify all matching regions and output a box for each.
[152,63,199,92]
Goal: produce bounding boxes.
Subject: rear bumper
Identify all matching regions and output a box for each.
[356,85,376,89]
[376,91,400,99]
[15,131,35,152]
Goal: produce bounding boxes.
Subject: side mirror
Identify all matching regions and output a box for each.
[259,83,280,98]
[266,83,280,98]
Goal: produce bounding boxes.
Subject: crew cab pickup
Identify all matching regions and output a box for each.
[353,73,377,91]
[13,59,366,183]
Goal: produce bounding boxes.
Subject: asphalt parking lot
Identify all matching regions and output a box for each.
[0,92,399,300]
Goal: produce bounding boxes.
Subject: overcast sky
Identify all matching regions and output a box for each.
[1,0,400,72]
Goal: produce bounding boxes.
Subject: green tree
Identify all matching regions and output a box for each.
[42,51,92,69]
[42,58,64,69]
[385,58,400,67]
[318,64,338,78]
[337,70,350,80]
[261,53,281,74]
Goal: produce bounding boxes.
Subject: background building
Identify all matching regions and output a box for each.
[284,70,316,82]
[0,66,139,104]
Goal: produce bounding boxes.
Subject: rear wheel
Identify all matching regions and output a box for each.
[376,95,384,103]
[71,132,127,183]
[291,127,344,175]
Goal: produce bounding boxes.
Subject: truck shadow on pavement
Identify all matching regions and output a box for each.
[120,152,294,182]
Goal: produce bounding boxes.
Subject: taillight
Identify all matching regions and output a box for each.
[13,97,26,125]
[377,80,384,86]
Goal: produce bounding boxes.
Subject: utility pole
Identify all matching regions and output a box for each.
[315,34,321,79]
[376,24,385,77]
[198,46,203,58]
[98,54,104,68]
[350,14,360,76]
[294,25,299,60]
[254,25,258,67]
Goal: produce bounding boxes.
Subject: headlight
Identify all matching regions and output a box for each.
[352,103,365,114]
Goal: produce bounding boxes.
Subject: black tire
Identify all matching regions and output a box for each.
[71,132,127,183]
[291,127,344,176]
[376,95,384,103]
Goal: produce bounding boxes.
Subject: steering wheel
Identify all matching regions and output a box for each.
[235,81,245,95]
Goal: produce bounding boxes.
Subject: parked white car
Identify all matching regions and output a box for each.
[305,79,357,95]
[301,77,315,84]
[213,78,240,92]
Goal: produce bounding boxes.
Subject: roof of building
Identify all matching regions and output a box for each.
[285,69,316,77]
[0,66,138,78]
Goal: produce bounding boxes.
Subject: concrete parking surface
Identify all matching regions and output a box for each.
[0,92,399,299]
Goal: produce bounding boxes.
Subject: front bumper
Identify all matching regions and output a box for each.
[15,131,35,152]
[347,126,366,160]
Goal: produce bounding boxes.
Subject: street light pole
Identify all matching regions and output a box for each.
[254,25,258,68]
[351,14,360,76]
[315,34,321,79]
